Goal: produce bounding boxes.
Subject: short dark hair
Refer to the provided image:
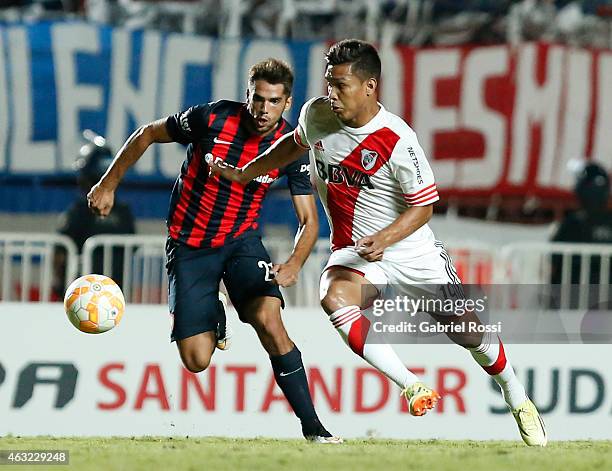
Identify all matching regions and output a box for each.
[248,58,294,96]
[325,39,381,82]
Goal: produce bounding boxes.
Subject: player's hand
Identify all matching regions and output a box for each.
[87,183,115,217]
[205,153,247,184]
[271,262,300,287]
[355,233,389,262]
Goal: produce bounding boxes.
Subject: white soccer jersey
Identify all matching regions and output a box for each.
[294,96,440,255]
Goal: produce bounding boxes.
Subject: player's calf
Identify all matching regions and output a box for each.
[240,297,293,356]
[240,296,340,442]
[321,269,422,391]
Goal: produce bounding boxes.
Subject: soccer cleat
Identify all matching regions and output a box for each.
[401,382,441,416]
[215,292,231,351]
[303,422,343,444]
[305,435,344,444]
[511,399,547,447]
[215,323,232,351]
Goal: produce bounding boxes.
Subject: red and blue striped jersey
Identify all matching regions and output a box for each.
[165,100,312,248]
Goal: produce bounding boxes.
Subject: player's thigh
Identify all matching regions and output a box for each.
[166,237,227,343]
[223,236,284,317]
[320,249,385,313]
[385,242,480,344]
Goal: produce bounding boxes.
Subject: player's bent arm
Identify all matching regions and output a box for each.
[378,204,433,248]
[241,132,304,181]
[286,194,319,268]
[99,119,173,191]
[208,133,304,184]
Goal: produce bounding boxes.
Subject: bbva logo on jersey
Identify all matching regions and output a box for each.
[361,149,378,171]
[315,160,375,189]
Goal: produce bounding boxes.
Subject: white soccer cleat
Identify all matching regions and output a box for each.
[401,382,441,416]
[511,399,547,447]
[306,435,344,444]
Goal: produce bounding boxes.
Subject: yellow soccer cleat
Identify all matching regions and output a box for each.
[511,399,547,447]
[401,382,441,416]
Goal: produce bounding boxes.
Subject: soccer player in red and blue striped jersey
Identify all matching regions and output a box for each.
[88,59,340,443]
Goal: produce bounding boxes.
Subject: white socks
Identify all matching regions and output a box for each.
[468,331,528,409]
[329,305,419,389]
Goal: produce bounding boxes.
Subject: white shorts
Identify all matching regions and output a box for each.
[322,240,463,314]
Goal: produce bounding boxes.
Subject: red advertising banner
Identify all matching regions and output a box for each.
[385,43,612,197]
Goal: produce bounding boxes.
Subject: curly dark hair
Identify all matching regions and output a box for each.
[248,58,294,96]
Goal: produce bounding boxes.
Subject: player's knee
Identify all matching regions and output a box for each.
[182,354,211,373]
[320,287,348,314]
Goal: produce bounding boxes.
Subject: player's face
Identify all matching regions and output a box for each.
[246,80,291,135]
[325,63,374,125]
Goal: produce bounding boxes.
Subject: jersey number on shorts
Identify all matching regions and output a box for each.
[258,260,275,281]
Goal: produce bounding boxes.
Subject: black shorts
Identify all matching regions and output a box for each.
[166,235,284,342]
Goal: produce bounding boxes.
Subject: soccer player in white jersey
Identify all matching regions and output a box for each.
[208,39,547,446]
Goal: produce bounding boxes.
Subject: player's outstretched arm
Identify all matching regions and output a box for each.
[356,205,434,262]
[272,194,319,287]
[87,119,172,217]
[207,132,304,184]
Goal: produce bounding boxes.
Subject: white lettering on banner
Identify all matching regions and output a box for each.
[307,43,327,99]
[557,49,592,189]
[510,44,563,187]
[51,23,103,171]
[458,46,508,189]
[212,40,240,102]
[158,35,213,178]
[8,27,55,173]
[241,40,293,97]
[592,53,612,170]
[107,30,161,174]
[379,45,402,117]
[414,49,460,187]
[0,31,8,172]
[3,33,611,196]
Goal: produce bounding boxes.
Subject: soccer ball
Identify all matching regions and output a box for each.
[64,274,125,334]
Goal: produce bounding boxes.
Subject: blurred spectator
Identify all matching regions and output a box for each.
[3,0,612,48]
[52,131,135,299]
[552,162,612,247]
[550,162,612,307]
[508,0,558,44]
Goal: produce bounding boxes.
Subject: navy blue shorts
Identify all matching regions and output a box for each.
[166,235,284,342]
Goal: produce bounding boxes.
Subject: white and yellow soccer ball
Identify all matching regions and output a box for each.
[64,274,125,334]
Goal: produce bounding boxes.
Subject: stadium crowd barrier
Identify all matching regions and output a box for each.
[0,233,77,302]
[1,232,611,309]
[500,242,612,309]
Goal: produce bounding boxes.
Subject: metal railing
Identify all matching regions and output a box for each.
[82,234,168,305]
[2,232,611,310]
[499,242,612,309]
[0,233,78,302]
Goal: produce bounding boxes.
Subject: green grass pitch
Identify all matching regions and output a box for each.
[1,437,610,470]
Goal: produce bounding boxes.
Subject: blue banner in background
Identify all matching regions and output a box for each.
[0,20,326,181]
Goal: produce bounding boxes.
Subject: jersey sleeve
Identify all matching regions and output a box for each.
[284,153,313,195]
[294,98,317,150]
[389,133,439,206]
[165,103,212,144]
